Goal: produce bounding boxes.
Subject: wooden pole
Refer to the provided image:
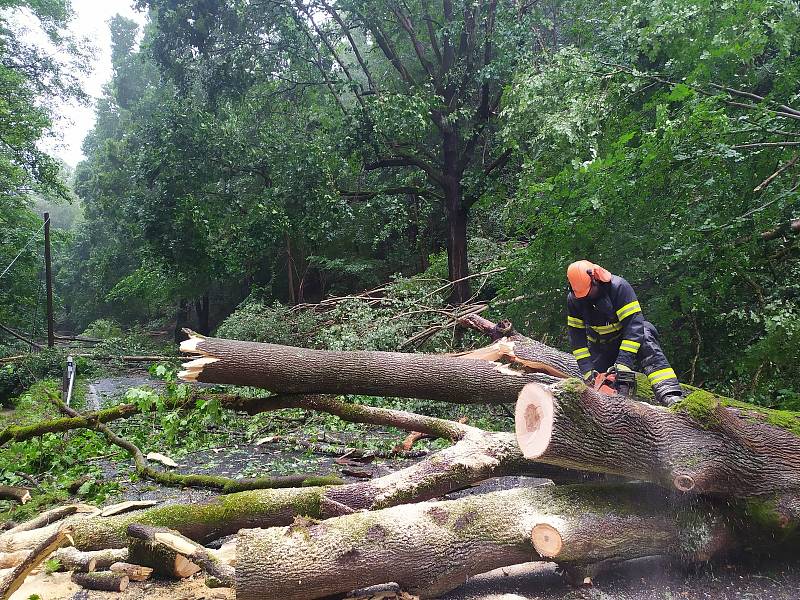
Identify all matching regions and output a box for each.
[43,213,54,348]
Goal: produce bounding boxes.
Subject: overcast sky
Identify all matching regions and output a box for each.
[40,1,148,167]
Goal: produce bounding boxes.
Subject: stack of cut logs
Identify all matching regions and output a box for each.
[1,314,798,599]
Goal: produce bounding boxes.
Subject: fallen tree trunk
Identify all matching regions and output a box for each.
[127,537,200,579]
[6,417,559,553]
[179,331,558,404]
[236,484,735,600]
[61,428,531,550]
[516,380,800,524]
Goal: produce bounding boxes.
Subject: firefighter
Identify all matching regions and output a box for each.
[566,260,684,406]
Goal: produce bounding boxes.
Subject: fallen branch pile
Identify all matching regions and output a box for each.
[1,317,798,599]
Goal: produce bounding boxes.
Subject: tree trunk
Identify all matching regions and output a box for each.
[0,487,30,505]
[444,176,471,305]
[195,292,210,335]
[235,484,735,600]
[1,421,577,554]
[127,537,200,579]
[286,231,297,306]
[515,380,800,524]
[58,429,535,550]
[179,332,558,404]
[174,299,189,343]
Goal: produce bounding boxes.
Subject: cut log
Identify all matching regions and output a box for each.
[50,547,128,572]
[1,505,81,538]
[109,561,153,581]
[0,526,69,600]
[235,484,735,600]
[71,571,129,591]
[0,523,60,554]
[127,523,233,585]
[0,486,30,504]
[127,535,200,579]
[178,331,557,404]
[515,380,800,523]
[50,546,98,572]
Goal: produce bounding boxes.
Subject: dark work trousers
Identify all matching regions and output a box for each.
[589,321,682,404]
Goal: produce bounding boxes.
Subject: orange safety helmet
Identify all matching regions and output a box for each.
[567,260,612,298]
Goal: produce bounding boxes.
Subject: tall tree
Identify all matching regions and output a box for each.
[0,0,85,331]
[140,0,555,303]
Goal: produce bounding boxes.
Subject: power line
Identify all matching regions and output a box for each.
[0,216,48,280]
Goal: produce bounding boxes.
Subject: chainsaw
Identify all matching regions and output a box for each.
[593,368,636,397]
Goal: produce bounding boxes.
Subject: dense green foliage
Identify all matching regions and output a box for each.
[497,0,800,402]
[0,0,84,337]
[1,0,798,408]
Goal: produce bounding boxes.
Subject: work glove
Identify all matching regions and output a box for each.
[606,363,632,375]
[583,370,599,384]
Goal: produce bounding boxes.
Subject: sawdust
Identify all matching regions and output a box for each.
[9,570,233,600]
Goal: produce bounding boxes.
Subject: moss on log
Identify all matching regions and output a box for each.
[516,380,800,524]
[235,484,734,600]
[0,404,139,447]
[55,424,545,550]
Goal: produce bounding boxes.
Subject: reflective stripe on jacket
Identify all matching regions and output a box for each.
[566,275,645,374]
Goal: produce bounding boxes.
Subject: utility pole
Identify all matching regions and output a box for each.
[43,212,54,348]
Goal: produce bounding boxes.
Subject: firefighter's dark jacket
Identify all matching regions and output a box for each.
[567,275,644,377]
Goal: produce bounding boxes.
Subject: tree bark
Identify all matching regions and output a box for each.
[179,331,556,404]
[71,571,129,592]
[0,526,69,600]
[127,534,200,579]
[515,380,800,524]
[174,299,189,343]
[444,179,471,305]
[195,292,210,335]
[235,484,734,600]
[126,523,233,585]
[51,547,128,572]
